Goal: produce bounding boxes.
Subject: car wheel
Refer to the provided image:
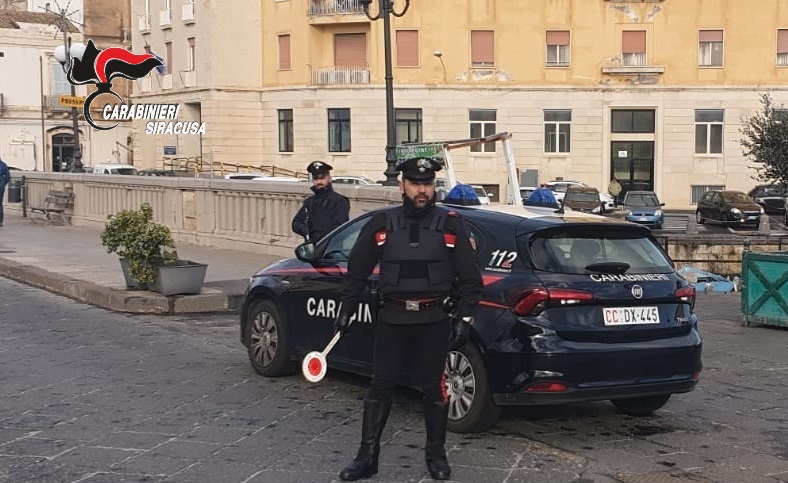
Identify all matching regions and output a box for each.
[611,394,671,416]
[785,212,788,225]
[244,299,296,377]
[695,211,704,224]
[444,343,501,433]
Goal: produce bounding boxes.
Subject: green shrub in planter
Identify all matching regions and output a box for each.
[100,202,178,284]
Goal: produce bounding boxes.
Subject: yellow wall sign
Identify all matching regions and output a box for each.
[57,95,86,108]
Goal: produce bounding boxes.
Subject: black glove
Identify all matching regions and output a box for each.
[333,310,352,336]
[448,316,472,350]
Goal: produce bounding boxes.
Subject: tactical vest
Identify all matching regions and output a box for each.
[378,206,455,298]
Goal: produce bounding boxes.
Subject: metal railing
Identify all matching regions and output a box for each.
[160,157,309,179]
[308,0,364,15]
[310,66,370,85]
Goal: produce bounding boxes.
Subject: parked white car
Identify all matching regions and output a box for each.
[91,164,138,175]
[332,175,380,185]
[471,185,492,205]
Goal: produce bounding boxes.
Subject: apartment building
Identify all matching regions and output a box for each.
[130,0,263,169]
[132,0,788,208]
[0,1,135,171]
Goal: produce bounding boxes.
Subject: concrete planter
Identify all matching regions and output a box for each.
[150,260,208,296]
[119,258,148,291]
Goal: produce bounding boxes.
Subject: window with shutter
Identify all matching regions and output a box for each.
[698,30,723,67]
[278,34,291,71]
[777,30,788,66]
[621,30,646,66]
[471,30,494,68]
[334,33,367,67]
[396,30,419,67]
[546,30,570,67]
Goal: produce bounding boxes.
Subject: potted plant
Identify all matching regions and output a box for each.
[100,202,207,295]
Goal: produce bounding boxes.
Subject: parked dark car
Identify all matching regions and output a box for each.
[747,184,786,216]
[695,190,763,227]
[563,186,603,214]
[239,204,701,433]
[622,191,665,229]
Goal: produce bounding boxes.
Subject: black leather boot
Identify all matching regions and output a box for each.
[339,399,392,481]
[424,401,451,480]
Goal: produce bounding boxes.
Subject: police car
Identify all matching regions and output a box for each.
[239,204,701,433]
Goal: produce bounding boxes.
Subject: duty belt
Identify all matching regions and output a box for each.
[385,296,443,312]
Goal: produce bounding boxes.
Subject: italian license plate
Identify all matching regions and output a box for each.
[603,306,659,326]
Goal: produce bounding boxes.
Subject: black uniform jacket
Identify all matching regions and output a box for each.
[292,185,350,242]
[342,204,483,324]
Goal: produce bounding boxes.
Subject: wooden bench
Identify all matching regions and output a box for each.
[29,190,74,225]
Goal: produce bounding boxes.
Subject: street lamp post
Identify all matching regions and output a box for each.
[359,0,411,187]
[52,18,86,173]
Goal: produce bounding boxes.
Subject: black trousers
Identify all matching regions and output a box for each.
[367,317,451,403]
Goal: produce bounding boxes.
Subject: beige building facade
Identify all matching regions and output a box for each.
[131,0,788,208]
[0,1,135,172]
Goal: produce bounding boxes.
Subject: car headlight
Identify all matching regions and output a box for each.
[730,207,741,214]
[625,210,632,216]
[654,209,662,216]
[760,206,765,214]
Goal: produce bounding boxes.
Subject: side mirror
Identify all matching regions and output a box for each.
[488,192,495,200]
[660,202,665,206]
[295,242,318,263]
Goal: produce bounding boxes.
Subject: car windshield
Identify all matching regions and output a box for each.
[757,186,785,196]
[473,187,487,197]
[112,168,138,175]
[526,228,673,275]
[625,193,660,207]
[566,191,598,202]
[721,192,752,203]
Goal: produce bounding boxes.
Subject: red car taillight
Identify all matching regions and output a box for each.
[513,288,594,316]
[674,285,696,311]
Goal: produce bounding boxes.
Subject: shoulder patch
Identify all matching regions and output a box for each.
[374,229,387,246]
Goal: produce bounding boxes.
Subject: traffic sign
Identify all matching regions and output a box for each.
[57,95,86,109]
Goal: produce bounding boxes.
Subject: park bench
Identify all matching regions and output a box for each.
[29,190,74,225]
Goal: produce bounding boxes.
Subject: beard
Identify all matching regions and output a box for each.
[402,193,436,218]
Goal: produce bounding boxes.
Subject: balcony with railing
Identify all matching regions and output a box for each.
[308,0,368,24]
[311,65,370,85]
[602,53,664,76]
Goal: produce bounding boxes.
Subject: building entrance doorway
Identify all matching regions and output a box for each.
[52,134,75,172]
[611,141,654,196]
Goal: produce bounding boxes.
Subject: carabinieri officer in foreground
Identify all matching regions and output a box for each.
[333,156,483,481]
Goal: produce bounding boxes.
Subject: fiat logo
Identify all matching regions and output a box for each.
[631,284,644,299]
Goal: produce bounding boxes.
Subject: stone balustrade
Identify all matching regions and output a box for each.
[8,172,401,258]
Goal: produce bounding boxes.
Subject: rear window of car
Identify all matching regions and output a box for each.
[111,168,138,175]
[524,227,673,275]
[721,192,752,203]
[566,190,598,202]
[624,193,660,206]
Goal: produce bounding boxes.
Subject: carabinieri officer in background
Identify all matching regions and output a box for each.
[333,156,483,481]
[292,161,350,242]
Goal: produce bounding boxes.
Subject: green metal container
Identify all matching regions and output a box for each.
[741,249,788,328]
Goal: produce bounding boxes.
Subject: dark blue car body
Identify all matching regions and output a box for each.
[240,204,701,433]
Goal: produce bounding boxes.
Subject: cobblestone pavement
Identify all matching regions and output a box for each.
[1,278,787,483]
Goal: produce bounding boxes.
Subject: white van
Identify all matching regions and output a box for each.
[92,164,138,175]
